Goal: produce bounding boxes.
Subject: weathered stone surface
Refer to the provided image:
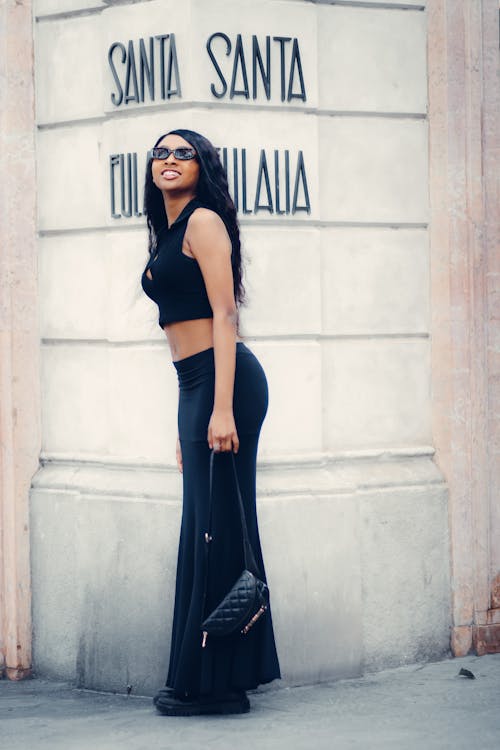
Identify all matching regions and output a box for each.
[359,484,450,670]
[250,341,323,457]
[35,0,104,15]
[0,0,39,680]
[321,228,429,335]
[239,226,322,337]
[35,14,103,123]
[37,125,105,231]
[39,234,109,340]
[323,339,431,450]
[428,0,500,654]
[318,4,427,113]
[30,488,181,690]
[25,0,470,693]
[30,454,448,690]
[41,345,110,455]
[319,117,428,223]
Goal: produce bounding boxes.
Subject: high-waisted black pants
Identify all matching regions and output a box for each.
[166,341,281,697]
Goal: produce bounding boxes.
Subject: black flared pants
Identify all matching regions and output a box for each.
[166,342,281,697]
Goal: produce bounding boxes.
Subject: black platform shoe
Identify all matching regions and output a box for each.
[152,687,176,707]
[199,690,250,715]
[154,688,250,716]
[154,689,203,717]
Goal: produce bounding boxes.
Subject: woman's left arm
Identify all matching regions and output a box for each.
[185,208,240,453]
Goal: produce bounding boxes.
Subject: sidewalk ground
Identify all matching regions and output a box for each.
[1,654,499,750]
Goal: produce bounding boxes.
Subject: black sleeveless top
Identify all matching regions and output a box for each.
[141,198,214,328]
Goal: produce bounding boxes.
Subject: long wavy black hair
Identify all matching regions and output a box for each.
[143,128,246,318]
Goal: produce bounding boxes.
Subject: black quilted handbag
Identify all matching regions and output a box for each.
[200,449,269,649]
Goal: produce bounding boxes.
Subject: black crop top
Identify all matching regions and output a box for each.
[141,198,215,328]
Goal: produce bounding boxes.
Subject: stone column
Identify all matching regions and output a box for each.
[428,0,500,655]
[0,0,39,680]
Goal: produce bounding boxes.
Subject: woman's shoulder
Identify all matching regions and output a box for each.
[185,204,232,254]
[188,204,226,230]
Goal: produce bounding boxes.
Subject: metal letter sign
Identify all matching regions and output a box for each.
[206,33,307,102]
[109,149,310,219]
[108,34,181,106]
[107,32,310,218]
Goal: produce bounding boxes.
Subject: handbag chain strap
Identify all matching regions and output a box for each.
[200,449,265,643]
[206,448,260,576]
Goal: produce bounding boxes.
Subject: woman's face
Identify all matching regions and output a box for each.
[151,133,200,196]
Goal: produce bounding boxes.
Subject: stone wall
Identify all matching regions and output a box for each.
[0,0,39,681]
[428,0,500,656]
[29,0,452,694]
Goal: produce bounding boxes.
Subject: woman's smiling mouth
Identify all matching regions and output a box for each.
[161,169,181,179]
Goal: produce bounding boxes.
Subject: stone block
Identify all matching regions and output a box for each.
[239,225,321,337]
[108,347,178,463]
[107,229,164,342]
[39,229,166,343]
[30,487,182,693]
[321,227,429,335]
[319,117,428,224]
[37,125,106,231]
[359,483,450,670]
[30,489,82,678]
[450,626,472,657]
[38,233,108,340]
[323,338,431,450]
[35,14,103,124]
[318,5,427,113]
[473,625,500,656]
[259,492,362,684]
[249,341,323,456]
[41,344,109,454]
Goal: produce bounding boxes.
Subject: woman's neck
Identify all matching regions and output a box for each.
[163,193,197,226]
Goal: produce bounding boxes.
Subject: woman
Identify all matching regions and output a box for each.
[140,128,281,716]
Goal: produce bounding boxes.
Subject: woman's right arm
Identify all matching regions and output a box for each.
[176,435,183,473]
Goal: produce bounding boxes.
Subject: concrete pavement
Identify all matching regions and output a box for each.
[1,654,499,750]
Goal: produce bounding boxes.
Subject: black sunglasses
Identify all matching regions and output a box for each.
[149,146,197,161]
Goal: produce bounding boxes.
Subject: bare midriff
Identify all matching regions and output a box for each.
[163,317,243,362]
